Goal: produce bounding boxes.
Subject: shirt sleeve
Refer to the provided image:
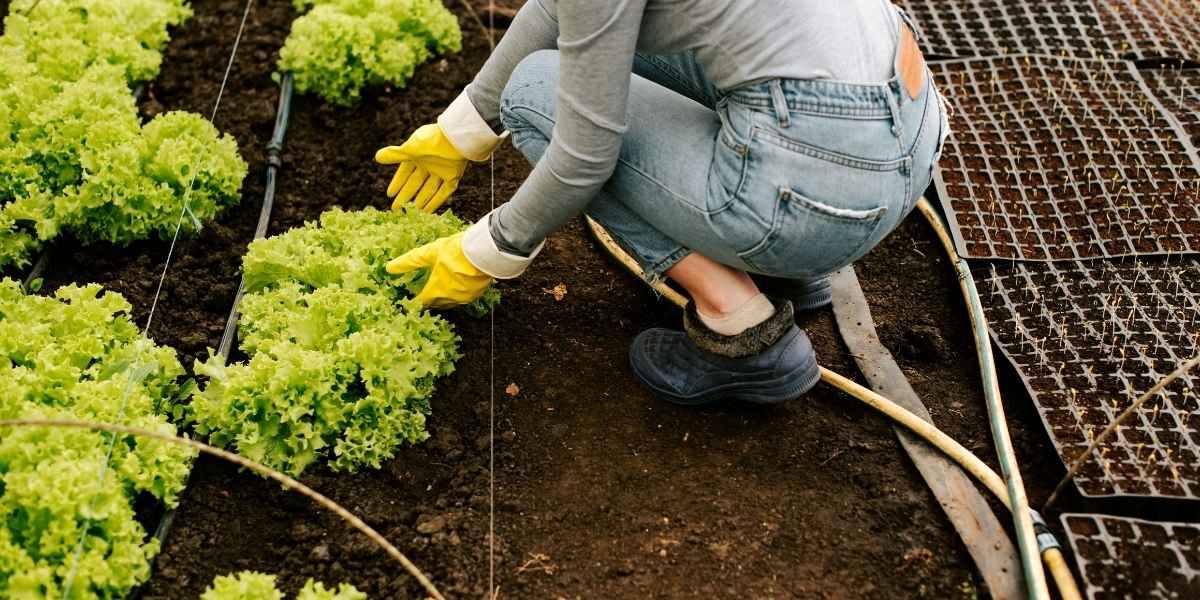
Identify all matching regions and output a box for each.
[465,0,560,127]
[489,0,648,255]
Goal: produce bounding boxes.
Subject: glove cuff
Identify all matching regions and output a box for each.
[462,211,543,280]
[438,91,508,162]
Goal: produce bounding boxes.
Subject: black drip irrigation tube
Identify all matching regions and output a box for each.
[19,248,50,291]
[219,72,293,358]
[130,72,294,600]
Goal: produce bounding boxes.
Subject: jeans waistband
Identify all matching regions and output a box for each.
[723,78,896,116]
[722,4,925,121]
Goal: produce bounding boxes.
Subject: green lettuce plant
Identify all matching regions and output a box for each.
[0,0,247,269]
[188,207,496,476]
[241,205,498,314]
[278,0,462,106]
[1,0,191,84]
[0,279,195,598]
[201,571,366,600]
[191,285,457,475]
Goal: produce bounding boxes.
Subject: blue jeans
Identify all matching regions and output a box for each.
[498,48,947,283]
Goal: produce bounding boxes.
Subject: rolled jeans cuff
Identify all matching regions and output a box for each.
[644,247,691,285]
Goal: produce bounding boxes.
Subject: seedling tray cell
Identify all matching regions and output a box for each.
[1061,513,1200,599]
[1142,66,1200,151]
[930,55,1200,261]
[977,258,1200,499]
[1095,0,1200,64]
[894,0,1110,59]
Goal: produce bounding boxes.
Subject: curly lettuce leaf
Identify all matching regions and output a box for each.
[200,572,284,600]
[191,206,496,476]
[2,0,191,84]
[0,2,246,269]
[0,278,195,598]
[297,579,368,600]
[243,205,499,314]
[278,0,462,106]
[190,286,456,475]
[200,572,366,600]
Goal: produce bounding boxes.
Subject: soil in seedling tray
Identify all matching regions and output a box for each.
[896,0,1200,64]
[1095,0,1200,65]
[114,2,1084,599]
[894,0,1111,59]
[977,257,1200,500]
[1061,513,1200,599]
[930,54,1200,261]
[1142,65,1200,151]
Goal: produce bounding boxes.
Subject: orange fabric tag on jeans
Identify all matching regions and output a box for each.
[899,27,925,101]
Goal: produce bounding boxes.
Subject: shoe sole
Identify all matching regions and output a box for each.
[791,287,833,312]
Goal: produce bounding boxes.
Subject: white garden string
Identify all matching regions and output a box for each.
[455,0,498,594]
[60,0,257,596]
[486,3,498,598]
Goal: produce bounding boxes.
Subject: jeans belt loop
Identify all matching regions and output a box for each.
[885,82,903,139]
[769,79,790,128]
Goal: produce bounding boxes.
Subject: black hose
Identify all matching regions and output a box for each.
[132,73,295,600]
[218,73,294,359]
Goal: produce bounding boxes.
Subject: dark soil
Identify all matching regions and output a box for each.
[23,1,1111,598]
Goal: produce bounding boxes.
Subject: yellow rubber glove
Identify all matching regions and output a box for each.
[386,232,493,309]
[375,124,468,213]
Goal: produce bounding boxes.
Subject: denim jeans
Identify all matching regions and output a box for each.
[498,43,947,283]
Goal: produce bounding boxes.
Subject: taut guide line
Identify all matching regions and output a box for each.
[59,0,258,597]
[487,1,498,598]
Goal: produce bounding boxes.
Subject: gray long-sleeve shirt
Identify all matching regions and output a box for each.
[468,0,902,255]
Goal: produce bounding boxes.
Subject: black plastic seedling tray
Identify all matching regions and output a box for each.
[977,257,1200,500]
[1095,0,1200,65]
[930,54,1200,261]
[896,0,1200,64]
[1061,513,1200,599]
[895,0,1110,59]
[1142,66,1200,150]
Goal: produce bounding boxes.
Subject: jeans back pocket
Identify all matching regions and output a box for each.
[738,187,890,278]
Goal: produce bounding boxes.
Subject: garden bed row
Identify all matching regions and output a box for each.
[133,1,1068,598]
[7,0,1187,598]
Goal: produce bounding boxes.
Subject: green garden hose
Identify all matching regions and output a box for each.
[913,197,1049,599]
